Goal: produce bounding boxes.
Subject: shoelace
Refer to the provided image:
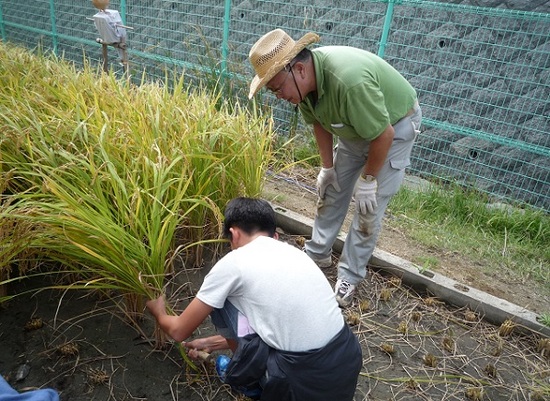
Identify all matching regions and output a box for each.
[338,280,352,295]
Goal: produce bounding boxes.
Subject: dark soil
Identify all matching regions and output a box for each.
[1,169,549,401]
[1,237,549,401]
[0,270,229,401]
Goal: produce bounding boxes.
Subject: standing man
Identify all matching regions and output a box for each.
[146,197,362,400]
[248,29,421,307]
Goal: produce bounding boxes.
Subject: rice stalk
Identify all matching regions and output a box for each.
[0,41,274,314]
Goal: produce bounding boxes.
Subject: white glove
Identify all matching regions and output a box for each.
[354,175,378,214]
[316,167,341,198]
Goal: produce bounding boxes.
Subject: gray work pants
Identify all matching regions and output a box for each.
[305,105,422,285]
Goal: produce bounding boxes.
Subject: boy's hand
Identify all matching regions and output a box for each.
[145,295,166,318]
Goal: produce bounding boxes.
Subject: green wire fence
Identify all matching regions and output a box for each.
[0,0,548,212]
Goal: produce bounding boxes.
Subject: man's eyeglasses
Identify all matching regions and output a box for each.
[268,64,292,96]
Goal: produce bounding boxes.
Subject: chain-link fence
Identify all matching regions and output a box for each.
[1,0,548,211]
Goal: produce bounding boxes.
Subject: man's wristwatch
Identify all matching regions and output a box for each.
[360,172,376,182]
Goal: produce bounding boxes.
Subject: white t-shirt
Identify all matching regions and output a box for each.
[197,236,344,352]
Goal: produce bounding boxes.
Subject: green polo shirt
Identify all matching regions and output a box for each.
[299,46,417,140]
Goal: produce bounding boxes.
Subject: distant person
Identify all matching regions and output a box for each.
[248,29,422,307]
[146,197,362,400]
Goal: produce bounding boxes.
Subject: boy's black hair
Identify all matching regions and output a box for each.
[223,197,277,239]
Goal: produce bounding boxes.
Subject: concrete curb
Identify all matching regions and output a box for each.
[270,202,550,339]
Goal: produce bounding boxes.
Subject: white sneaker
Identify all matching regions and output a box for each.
[335,279,356,307]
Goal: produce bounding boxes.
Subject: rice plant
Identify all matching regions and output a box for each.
[0,42,274,336]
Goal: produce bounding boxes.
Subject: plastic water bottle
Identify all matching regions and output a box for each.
[215,354,231,382]
[215,354,262,399]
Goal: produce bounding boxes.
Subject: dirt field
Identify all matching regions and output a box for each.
[1,175,549,400]
[262,174,550,315]
[1,256,549,401]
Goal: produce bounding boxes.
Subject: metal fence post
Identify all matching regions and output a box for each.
[0,1,5,42]
[378,0,400,58]
[49,0,58,55]
[120,0,126,24]
[221,0,232,86]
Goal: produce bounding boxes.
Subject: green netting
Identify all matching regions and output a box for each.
[0,0,548,211]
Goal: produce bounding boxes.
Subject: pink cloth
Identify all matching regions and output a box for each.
[237,312,255,337]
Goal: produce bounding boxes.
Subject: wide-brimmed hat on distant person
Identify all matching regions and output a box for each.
[248,28,319,99]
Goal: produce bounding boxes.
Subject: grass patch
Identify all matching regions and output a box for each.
[538,313,550,328]
[389,184,550,289]
[413,255,440,273]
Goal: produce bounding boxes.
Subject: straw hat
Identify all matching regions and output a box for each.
[248,29,319,99]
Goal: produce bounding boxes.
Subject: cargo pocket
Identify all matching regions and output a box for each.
[378,158,410,197]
